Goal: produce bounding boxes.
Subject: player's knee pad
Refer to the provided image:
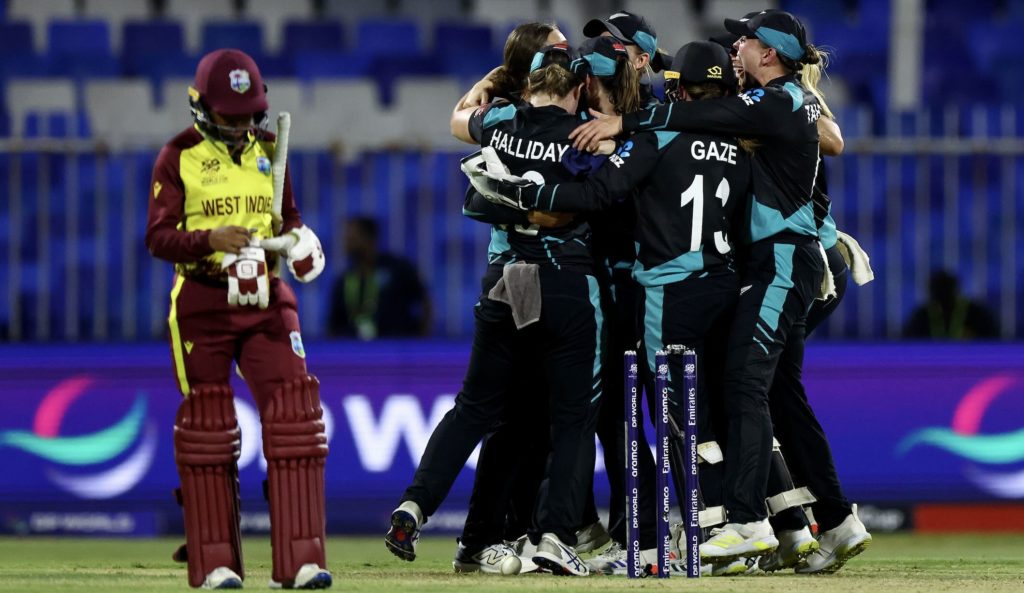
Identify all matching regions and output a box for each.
[262,375,329,585]
[173,383,243,588]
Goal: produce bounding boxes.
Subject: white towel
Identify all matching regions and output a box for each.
[817,241,837,301]
[835,231,875,286]
[487,262,542,329]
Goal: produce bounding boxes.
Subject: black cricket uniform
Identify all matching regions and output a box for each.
[518,127,752,544]
[578,81,659,543]
[622,74,825,523]
[401,100,604,546]
[768,157,854,533]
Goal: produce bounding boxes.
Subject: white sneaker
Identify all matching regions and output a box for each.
[510,535,541,574]
[532,533,589,576]
[711,557,761,576]
[668,557,715,576]
[201,567,242,589]
[574,521,611,554]
[759,526,820,572]
[385,501,422,562]
[268,564,332,589]
[796,505,872,574]
[585,541,626,575]
[452,540,522,575]
[699,520,778,562]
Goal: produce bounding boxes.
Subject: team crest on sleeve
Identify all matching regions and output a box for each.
[229,69,251,94]
[289,331,306,359]
[256,155,271,175]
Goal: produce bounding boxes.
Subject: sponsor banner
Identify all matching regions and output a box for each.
[0,341,1022,534]
[2,511,159,537]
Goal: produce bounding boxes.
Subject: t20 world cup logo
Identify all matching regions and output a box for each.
[898,373,1024,497]
[0,375,157,499]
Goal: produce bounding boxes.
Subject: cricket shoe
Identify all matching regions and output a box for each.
[269,564,332,589]
[699,519,778,563]
[532,533,589,576]
[452,540,522,575]
[574,521,611,554]
[759,526,820,572]
[667,557,715,576]
[584,541,657,575]
[510,535,541,574]
[385,501,423,561]
[201,567,242,589]
[796,505,872,574]
[711,557,761,576]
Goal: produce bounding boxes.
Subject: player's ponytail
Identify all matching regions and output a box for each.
[799,45,834,119]
[608,55,642,114]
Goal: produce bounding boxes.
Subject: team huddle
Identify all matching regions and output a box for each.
[385,8,875,579]
[147,5,875,590]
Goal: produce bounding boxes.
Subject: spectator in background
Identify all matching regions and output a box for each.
[328,217,432,339]
[904,270,999,340]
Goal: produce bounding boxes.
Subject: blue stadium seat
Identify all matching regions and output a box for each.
[293,51,372,80]
[356,19,420,58]
[49,20,112,56]
[122,21,190,79]
[434,22,493,57]
[371,56,442,106]
[0,22,33,54]
[967,20,1022,77]
[48,20,119,77]
[283,21,345,54]
[201,21,265,57]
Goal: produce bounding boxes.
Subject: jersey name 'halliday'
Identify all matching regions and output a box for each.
[487,129,570,163]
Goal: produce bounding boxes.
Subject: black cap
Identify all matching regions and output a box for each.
[577,36,628,77]
[529,42,586,75]
[583,11,658,58]
[710,10,763,52]
[666,41,737,87]
[724,10,808,61]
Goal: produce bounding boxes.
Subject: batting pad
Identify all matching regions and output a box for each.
[262,375,329,586]
[173,383,243,588]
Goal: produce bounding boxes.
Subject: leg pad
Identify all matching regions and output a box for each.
[262,375,329,587]
[174,383,243,588]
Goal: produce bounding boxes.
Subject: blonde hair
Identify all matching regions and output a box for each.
[527,55,583,98]
[799,45,834,119]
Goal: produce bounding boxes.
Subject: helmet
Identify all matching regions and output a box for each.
[188,49,269,147]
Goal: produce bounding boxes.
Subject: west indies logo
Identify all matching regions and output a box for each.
[0,375,157,499]
[897,373,1024,497]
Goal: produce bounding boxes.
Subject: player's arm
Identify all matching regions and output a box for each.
[571,90,795,150]
[817,115,844,156]
[514,134,659,212]
[278,163,303,234]
[145,144,248,260]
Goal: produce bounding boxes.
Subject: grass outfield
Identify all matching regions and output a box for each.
[1,534,1022,592]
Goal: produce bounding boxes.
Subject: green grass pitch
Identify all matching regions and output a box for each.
[1,534,1022,592]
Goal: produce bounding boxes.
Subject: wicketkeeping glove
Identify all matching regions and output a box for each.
[460,147,540,210]
[259,224,325,283]
[221,239,270,309]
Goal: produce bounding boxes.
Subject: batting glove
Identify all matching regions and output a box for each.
[259,225,326,283]
[221,239,270,309]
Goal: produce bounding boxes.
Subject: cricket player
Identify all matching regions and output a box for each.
[570,10,829,562]
[387,44,604,577]
[474,40,753,574]
[145,49,330,589]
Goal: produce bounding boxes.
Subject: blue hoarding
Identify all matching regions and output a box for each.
[1,341,1022,535]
